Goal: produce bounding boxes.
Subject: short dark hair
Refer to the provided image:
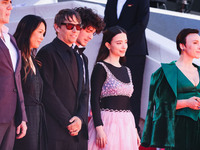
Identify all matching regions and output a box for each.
[54,9,81,28]
[96,26,127,64]
[74,7,105,34]
[176,28,199,55]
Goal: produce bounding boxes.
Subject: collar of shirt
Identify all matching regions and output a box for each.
[1,25,18,72]
[0,25,9,42]
[72,43,85,49]
[72,43,76,49]
[2,25,9,34]
[73,44,86,55]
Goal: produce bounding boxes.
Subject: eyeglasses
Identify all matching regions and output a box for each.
[61,23,82,31]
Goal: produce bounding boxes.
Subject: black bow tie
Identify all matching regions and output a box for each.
[74,45,85,55]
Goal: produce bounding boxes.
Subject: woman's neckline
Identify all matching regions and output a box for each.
[102,61,123,69]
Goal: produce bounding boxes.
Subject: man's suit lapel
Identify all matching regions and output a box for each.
[54,39,78,91]
[106,0,118,23]
[76,54,89,101]
[10,35,21,74]
[74,52,84,98]
[0,38,13,68]
[119,0,134,20]
[82,54,89,85]
[113,0,118,21]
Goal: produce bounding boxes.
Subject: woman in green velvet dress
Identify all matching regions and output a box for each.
[141,28,200,150]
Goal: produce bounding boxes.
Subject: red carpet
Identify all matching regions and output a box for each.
[139,146,156,150]
[140,146,165,150]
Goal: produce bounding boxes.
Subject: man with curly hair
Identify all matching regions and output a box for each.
[74,7,104,48]
[73,7,104,150]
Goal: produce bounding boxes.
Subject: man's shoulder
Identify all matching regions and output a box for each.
[8,33,17,43]
[40,43,52,51]
[39,40,57,53]
[36,42,57,61]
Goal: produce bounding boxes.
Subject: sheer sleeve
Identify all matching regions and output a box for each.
[90,63,106,127]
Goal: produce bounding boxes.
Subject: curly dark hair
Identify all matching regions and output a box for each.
[74,7,105,34]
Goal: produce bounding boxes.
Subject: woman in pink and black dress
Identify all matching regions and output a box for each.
[88,26,140,150]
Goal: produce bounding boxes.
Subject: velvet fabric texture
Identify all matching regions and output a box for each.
[165,116,200,150]
[141,61,200,148]
[175,67,200,120]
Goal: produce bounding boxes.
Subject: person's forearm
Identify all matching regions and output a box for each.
[176,99,188,109]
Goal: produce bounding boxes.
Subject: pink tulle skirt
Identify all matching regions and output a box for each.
[88,110,139,150]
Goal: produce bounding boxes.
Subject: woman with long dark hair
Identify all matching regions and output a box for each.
[13,14,47,150]
[88,26,140,150]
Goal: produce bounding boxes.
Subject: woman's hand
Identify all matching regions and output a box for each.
[135,128,141,147]
[95,126,107,148]
[176,96,200,110]
[187,96,200,110]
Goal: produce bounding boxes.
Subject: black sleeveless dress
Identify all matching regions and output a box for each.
[14,57,47,150]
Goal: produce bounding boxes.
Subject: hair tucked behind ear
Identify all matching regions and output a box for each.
[14,15,46,81]
[95,25,127,64]
[176,28,199,55]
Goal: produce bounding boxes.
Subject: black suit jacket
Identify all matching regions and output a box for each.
[0,34,27,126]
[36,37,88,142]
[104,0,150,55]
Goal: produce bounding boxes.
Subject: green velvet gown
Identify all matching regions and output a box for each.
[166,66,200,150]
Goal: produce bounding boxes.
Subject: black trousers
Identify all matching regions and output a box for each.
[0,119,15,150]
[48,138,78,150]
[166,116,200,150]
[48,130,88,150]
[125,55,146,132]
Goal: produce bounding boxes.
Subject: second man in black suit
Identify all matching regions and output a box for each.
[72,7,104,149]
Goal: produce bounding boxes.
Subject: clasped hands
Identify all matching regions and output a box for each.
[67,116,82,136]
[188,96,200,110]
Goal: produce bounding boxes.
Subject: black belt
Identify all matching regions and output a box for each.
[100,96,131,111]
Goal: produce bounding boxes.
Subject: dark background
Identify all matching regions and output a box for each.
[57,0,200,14]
